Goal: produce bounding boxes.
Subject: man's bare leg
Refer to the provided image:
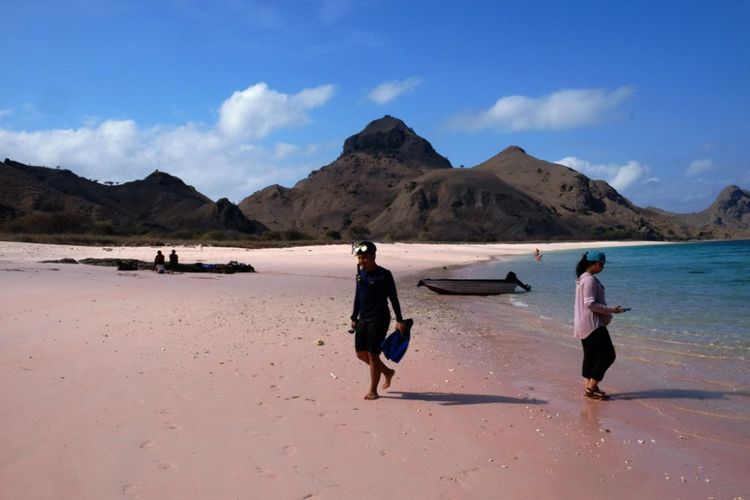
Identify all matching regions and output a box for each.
[366,354,381,399]
[357,351,371,365]
[382,364,395,389]
[356,351,378,399]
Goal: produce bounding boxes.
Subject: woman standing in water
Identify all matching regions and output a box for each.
[574,250,625,400]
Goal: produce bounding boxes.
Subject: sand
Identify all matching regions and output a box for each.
[0,241,746,499]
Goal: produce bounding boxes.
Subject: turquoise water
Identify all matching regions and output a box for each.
[451,239,750,434]
[465,240,750,362]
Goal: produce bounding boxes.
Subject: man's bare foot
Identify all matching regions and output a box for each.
[364,392,379,400]
[382,368,395,390]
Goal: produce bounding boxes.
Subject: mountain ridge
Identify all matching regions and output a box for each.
[3,116,749,241]
[0,159,265,236]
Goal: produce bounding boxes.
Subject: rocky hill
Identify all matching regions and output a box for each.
[0,159,265,236]
[472,146,662,239]
[240,116,749,241]
[641,185,750,240]
[3,116,749,241]
[238,115,454,239]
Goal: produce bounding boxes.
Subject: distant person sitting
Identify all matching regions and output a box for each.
[154,250,166,274]
[169,249,179,273]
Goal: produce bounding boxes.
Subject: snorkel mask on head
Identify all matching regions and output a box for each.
[352,241,377,255]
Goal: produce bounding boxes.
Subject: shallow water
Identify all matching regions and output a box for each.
[451,240,750,433]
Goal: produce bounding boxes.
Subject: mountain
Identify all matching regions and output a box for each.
[241,116,738,241]
[3,116,748,241]
[238,115,455,239]
[642,185,750,239]
[0,159,265,236]
[472,146,662,239]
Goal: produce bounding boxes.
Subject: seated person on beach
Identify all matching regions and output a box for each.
[169,249,178,273]
[350,241,408,400]
[154,250,166,274]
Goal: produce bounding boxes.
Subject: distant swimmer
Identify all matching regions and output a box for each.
[534,248,543,262]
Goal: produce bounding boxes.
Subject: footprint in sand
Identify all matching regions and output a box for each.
[165,422,181,430]
[281,444,298,456]
[122,484,144,498]
[255,466,281,480]
[458,467,481,481]
[140,440,156,449]
[155,460,174,471]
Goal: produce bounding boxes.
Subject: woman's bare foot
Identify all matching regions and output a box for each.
[382,368,395,389]
[364,392,379,400]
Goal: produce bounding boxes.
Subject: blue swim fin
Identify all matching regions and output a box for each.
[381,318,413,363]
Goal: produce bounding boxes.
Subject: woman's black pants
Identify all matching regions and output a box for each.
[581,326,616,382]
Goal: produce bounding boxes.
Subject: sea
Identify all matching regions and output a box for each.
[456,239,750,425]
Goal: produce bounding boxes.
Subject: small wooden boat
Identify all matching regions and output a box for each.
[418,272,530,295]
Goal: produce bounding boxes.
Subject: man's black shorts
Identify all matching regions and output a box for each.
[354,316,390,354]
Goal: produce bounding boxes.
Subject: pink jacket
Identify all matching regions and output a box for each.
[574,272,616,339]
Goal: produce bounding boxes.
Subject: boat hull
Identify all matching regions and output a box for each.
[417,278,520,295]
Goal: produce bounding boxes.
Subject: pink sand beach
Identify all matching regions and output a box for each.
[1,241,747,499]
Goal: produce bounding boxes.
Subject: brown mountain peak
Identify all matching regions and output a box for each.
[707,185,750,218]
[498,145,527,156]
[341,115,451,168]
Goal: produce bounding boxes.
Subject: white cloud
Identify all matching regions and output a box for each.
[0,108,11,118]
[0,83,336,202]
[557,156,648,192]
[0,120,139,171]
[273,142,298,160]
[686,158,715,177]
[367,77,421,105]
[448,87,633,132]
[217,82,335,139]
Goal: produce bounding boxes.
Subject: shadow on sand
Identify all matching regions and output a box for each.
[382,391,547,406]
[612,388,750,401]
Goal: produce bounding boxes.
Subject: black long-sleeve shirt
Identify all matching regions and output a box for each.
[351,265,403,322]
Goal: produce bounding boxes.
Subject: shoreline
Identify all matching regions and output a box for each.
[1,241,746,499]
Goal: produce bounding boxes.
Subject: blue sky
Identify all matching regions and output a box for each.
[1,0,748,212]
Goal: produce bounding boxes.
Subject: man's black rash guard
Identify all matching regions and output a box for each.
[351,266,403,322]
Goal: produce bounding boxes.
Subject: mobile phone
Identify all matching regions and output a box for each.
[621,307,631,312]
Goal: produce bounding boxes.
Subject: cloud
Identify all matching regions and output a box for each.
[0,83,336,202]
[0,120,140,170]
[448,86,633,132]
[367,77,421,105]
[272,142,298,160]
[217,82,335,139]
[557,156,648,192]
[686,158,716,177]
[0,108,11,118]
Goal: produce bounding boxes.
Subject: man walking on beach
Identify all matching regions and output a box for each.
[350,241,407,400]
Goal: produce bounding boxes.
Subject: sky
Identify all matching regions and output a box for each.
[1,0,749,213]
